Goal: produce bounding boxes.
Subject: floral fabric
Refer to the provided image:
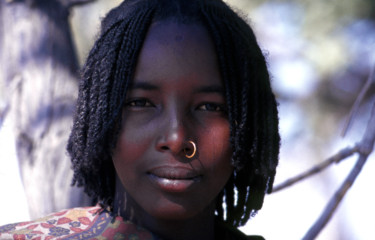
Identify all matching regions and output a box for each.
[0,206,157,240]
[0,206,264,240]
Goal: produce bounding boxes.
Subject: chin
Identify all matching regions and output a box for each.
[147,202,203,221]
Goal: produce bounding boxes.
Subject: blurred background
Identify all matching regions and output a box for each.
[1,0,374,239]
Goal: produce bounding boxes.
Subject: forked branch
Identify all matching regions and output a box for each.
[303,101,375,240]
[270,62,375,239]
[271,146,358,193]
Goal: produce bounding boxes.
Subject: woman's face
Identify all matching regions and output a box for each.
[112,21,233,221]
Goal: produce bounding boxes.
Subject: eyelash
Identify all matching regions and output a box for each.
[125,99,227,113]
[125,99,154,108]
[197,103,227,112]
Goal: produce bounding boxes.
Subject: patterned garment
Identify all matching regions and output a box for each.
[0,206,264,240]
[0,206,158,240]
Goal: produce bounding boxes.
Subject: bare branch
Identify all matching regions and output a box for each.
[62,0,96,8]
[271,145,358,193]
[303,101,375,240]
[0,104,10,125]
[271,62,374,193]
[341,63,375,137]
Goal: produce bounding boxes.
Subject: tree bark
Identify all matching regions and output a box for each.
[0,0,90,219]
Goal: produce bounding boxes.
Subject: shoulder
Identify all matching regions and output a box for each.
[0,206,157,240]
[0,206,101,239]
[215,220,265,240]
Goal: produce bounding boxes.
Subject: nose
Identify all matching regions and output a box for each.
[155,108,192,156]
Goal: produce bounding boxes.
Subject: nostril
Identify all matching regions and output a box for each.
[160,146,169,150]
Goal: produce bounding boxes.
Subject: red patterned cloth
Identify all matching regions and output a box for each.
[0,206,157,240]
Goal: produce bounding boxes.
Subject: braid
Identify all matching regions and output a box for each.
[68,0,156,208]
[67,0,280,227]
[200,0,280,227]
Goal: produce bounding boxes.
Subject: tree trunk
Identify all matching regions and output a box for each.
[0,0,91,219]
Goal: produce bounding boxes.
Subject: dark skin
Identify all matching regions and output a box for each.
[112,21,233,240]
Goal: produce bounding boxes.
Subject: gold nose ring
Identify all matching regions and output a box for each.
[184,141,196,158]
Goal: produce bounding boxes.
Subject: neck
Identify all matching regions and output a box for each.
[141,211,216,240]
[113,184,216,240]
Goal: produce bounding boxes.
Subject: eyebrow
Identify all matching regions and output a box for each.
[129,81,224,94]
[129,81,158,91]
[194,85,224,94]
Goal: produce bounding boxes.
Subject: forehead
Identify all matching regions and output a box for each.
[145,19,212,45]
[133,20,221,87]
[140,20,218,63]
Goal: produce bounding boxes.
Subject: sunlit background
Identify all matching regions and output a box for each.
[1,0,374,239]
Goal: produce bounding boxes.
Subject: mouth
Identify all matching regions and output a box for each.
[147,166,202,193]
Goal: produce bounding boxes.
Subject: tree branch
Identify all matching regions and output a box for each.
[341,63,375,137]
[271,145,358,193]
[303,101,375,240]
[63,0,96,8]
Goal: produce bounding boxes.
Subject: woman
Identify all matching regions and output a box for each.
[0,0,279,239]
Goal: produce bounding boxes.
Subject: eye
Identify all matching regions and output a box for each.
[125,99,154,108]
[197,103,227,112]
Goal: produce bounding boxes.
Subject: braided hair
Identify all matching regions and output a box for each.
[67,0,280,228]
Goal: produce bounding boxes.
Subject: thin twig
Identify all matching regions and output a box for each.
[0,104,10,125]
[272,63,374,193]
[303,102,375,240]
[271,146,358,193]
[64,0,96,8]
[341,63,375,137]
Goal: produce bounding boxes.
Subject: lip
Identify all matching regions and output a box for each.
[147,166,202,193]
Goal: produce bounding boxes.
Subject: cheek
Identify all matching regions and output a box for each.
[112,124,153,182]
[114,117,155,163]
[198,122,233,205]
[203,120,231,157]
[199,120,233,173]
[113,130,142,168]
